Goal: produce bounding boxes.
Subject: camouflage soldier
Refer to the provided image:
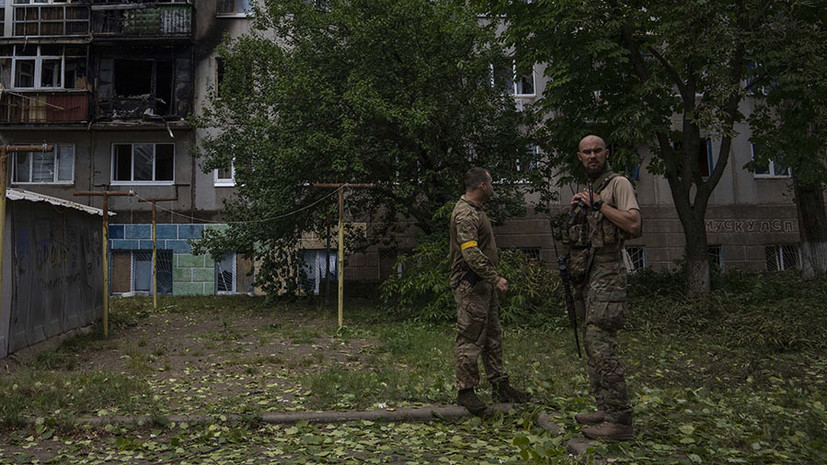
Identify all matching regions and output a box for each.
[565,136,642,441]
[449,167,531,415]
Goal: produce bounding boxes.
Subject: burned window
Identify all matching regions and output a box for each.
[113,59,174,115]
[114,60,152,97]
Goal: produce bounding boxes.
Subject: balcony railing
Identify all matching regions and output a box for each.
[91,3,192,38]
[0,91,91,124]
[13,4,90,37]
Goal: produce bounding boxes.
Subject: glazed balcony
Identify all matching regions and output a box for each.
[12,3,90,37]
[0,91,91,124]
[91,3,192,39]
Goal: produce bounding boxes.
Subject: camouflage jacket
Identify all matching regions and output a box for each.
[449,196,500,289]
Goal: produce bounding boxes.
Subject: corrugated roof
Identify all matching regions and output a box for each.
[5,188,112,217]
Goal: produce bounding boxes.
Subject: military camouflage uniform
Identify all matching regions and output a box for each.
[449,195,508,392]
[565,171,640,425]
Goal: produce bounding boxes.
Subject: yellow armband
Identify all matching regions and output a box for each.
[460,240,478,250]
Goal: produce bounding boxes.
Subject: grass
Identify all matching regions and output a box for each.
[0,270,825,464]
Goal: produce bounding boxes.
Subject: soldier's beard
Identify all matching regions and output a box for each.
[585,162,607,180]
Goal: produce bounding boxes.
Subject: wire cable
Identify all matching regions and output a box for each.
[129,184,346,225]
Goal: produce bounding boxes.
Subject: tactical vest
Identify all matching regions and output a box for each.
[563,171,624,283]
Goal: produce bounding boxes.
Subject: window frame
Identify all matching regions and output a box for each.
[214,159,236,187]
[624,245,647,273]
[751,143,792,179]
[110,142,175,186]
[490,61,536,98]
[4,45,65,90]
[11,143,74,184]
[216,0,253,17]
[708,244,724,272]
[765,244,800,271]
[215,252,238,294]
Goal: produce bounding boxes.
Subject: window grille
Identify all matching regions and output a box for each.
[625,246,646,272]
[765,244,800,271]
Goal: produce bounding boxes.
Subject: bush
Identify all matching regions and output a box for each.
[380,237,567,327]
[626,267,827,352]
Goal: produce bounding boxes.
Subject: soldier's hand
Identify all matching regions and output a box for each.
[496,277,508,292]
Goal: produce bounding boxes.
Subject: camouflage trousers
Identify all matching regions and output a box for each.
[574,254,632,425]
[453,280,508,391]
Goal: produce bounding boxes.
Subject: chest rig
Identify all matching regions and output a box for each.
[563,171,623,283]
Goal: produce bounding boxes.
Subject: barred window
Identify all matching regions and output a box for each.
[765,244,799,271]
[506,247,541,261]
[708,244,724,271]
[624,246,646,272]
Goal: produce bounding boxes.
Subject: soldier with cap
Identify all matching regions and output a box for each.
[449,167,531,415]
[565,135,642,441]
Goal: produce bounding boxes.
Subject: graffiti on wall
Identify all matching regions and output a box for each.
[7,202,102,354]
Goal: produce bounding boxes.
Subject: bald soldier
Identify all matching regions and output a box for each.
[449,167,531,415]
[565,135,642,441]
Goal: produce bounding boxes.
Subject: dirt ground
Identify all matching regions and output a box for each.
[2,301,381,417]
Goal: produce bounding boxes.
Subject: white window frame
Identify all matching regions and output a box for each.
[751,144,792,179]
[216,0,252,17]
[766,244,800,271]
[110,143,175,185]
[215,252,238,294]
[214,159,236,187]
[5,45,64,90]
[490,61,536,98]
[299,249,338,296]
[624,245,647,273]
[11,143,74,184]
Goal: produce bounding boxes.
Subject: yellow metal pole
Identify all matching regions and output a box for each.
[75,190,132,337]
[137,197,175,311]
[337,188,344,328]
[310,183,373,329]
[101,194,109,337]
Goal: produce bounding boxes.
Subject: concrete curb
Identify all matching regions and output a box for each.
[57,403,520,428]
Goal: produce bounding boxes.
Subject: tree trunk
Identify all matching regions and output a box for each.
[682,213,710,297]
[794,180,827,279]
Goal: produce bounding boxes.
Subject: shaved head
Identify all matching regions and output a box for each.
[578,135,606,152]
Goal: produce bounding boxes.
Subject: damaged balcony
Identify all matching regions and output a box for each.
[95,56,193,121]
[91,2,192,40]
[0,91,91,124]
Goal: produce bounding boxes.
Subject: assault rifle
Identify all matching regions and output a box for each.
[551,210,583,358]
[557,254,582,358]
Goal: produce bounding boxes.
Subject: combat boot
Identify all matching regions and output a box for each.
[456,388,487,416]
[492,380,532,404]
[582,421,635,441]
[574,410,606,425]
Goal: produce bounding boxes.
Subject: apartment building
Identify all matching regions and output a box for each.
[0,1,804,299]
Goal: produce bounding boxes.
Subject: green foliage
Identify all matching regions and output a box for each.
[477,0,827,294]
[379,235,453,322]
[380,238,566,326]
[628,268,827,352]
[1,291,826,463]
[193,0,538,294]
[0,370,144,426]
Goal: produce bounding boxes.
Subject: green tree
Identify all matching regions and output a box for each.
[747,4,827,278]
[479,0,823,295]
[194,0,537,294]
